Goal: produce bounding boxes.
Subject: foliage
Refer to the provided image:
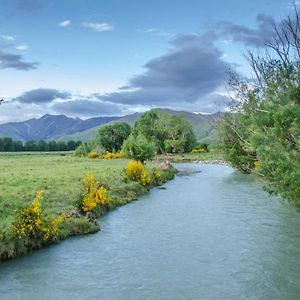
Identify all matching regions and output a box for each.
[221,9,300,205]
[74,143,92,157]
[102,151,124,159]
[0,137,81,152]
[81,173,111,213]
[97,122,131,152]
[124,161,151,186]
[133,109,196,154]
[12,191,64,242]
[151,170,162,185]
[192,148,207,153]
[87,151,101,158]
[86,150,124,159]
[122,133,156,162]
[194,143,209,151]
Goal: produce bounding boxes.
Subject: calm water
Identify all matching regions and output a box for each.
[1,164,300,300]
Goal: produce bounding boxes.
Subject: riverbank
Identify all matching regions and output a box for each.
[155,148,225,163]
[0,153,175,262]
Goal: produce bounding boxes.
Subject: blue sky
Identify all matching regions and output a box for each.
[0,0,296,123]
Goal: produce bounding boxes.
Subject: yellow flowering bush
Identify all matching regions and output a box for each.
[124,161,151,186]
[254,160,261,169]
[192,148,207,153]
[13,191,64,241]
[87,151,101,158]
[102,151,124,159]
[151,170,162,185]
[82,173,111,212]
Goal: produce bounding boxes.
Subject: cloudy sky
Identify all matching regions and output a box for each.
[0,0,296,123]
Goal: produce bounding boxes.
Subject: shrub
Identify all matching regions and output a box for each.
[192,143,209,153]
[192,148,207,153]
[152,170,162,185]
[13,191,64,242]
[87,151,101,158]
[102,151,124,159]
[124,161,151,186]
[81,173,111,213]
[122,134,156,162]
[74,143,92,157]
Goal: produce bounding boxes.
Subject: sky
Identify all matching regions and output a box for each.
[0,0,297,124]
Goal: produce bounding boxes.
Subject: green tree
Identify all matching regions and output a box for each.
[97,122,131,152]
[48,140,58,151]
[25,140,38,151]
[220,8,300,205]
[122,133,156,162]
[133,109,196,154]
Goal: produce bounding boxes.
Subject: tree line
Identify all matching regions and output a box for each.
[0,137,82,152]
[221,7,300,207]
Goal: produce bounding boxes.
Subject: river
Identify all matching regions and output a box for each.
[1,164,300,300]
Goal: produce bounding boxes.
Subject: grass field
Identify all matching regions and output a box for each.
[0,153,175,261]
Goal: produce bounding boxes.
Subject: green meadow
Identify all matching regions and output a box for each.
[0,152,175,260]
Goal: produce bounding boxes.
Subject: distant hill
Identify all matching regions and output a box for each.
[59,109,223,144]
[0,114,119,141]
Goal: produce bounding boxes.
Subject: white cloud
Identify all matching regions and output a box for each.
[137,28,173,37]
[82,22,114,32]
[15,44,28,51]
[58,20,71,27]
[0,35,15,41]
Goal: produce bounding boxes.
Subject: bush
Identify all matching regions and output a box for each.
[193,143,209,152]
[74,143,92,157]
[13,191,64,242]
[151,170,162,185]
[81,173,111,213]
[192,148,208,153]
[122,134,156,162]
[102,151,124,159]
[124,161,151,186]
[87,151,101,158]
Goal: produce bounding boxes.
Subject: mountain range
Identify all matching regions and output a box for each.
[0,109,222,143]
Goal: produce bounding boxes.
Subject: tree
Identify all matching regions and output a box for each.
[122,133,156,162]
[97,122,131,152]
[163,115,196,153]
[221,7,300,205]
[48,141,58,151]
[133,109,196,154]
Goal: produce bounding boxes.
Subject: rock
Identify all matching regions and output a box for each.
[85,212,93,221]
[160,160,170,170]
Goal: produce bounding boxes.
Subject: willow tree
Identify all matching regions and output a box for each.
[221,6,300,205]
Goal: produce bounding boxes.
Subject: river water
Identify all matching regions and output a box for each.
[1,164,300,300]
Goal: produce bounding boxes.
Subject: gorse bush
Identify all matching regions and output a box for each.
[124,161,151,186]
[102,151,124,159]
[152,170,162,185]
[86,151,124,159]
[192,148,208,153]
[13,191,64,242]
[81,173,111,213]
[87,151,101,158]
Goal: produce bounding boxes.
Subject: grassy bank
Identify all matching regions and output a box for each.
[0,153,175,261]
[155,148,224,163]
